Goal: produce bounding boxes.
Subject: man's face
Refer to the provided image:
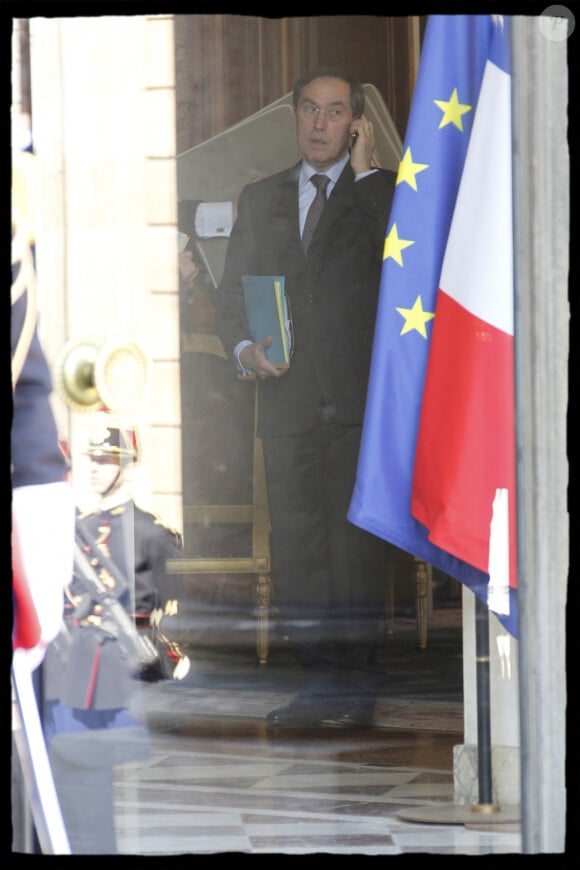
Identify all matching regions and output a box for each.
[88,455,123,496]
[295,76,354,172]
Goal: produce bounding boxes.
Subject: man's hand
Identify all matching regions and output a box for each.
[349,114,375,175]
[240,337,289,380]
[178,250,200,288]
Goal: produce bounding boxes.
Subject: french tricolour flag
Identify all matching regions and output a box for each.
[411,18,517,613]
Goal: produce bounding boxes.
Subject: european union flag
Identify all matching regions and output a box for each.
[348,15,518,637]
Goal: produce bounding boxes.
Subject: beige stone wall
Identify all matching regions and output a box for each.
[25,15,183,532]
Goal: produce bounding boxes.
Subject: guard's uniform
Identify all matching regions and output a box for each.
[42,423,182,854]
[58,500,183,710]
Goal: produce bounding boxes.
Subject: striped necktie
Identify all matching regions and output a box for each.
[302,174,330,252]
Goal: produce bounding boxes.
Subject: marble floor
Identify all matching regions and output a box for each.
[110,609,523,856]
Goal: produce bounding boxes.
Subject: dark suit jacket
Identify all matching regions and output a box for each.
[215,160,396,438]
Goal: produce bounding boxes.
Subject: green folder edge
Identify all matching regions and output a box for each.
[242,275,290,365]
[274,280,290,363]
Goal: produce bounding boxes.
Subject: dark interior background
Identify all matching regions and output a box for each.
[174,14,425,153]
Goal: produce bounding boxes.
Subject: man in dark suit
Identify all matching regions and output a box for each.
[215,67,396,728]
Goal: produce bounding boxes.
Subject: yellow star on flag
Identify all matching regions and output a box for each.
[383,223,414,266]
[396,295,436,338]
[434,87,472,131]
[396,147,429,190]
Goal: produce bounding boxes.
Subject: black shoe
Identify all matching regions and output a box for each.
[321,697,377,728]
[266,696,341,727]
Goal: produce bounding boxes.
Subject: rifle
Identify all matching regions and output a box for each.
[75,522,131,595]
[72,539,159,676]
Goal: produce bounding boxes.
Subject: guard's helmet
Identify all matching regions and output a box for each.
[84,417,139,465]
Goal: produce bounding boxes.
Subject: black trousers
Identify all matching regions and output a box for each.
[261,416,387,699]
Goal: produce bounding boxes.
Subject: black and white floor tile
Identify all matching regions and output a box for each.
[114,734,522,855]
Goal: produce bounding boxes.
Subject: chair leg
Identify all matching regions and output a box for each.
[384,561,395,636]
[413,558,430,650]
[254,574,271,664]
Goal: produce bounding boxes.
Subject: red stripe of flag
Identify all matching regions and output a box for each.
[411,290,516,583]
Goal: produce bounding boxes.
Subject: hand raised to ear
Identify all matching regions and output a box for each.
[349,115,375,175]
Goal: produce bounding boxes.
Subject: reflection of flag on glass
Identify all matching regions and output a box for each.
[348,14,518,637]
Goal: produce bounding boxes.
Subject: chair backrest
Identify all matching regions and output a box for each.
[178,379,270,574]
[179,347,257,559]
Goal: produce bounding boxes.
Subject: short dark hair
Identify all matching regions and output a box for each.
[292,66,365,119]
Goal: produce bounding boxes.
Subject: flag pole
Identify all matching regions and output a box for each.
[471,595,499,812]
[396,589,520,827]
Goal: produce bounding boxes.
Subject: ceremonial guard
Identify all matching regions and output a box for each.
[43,417,184,854]
[66,421,184,704]
[46,418,184,713]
